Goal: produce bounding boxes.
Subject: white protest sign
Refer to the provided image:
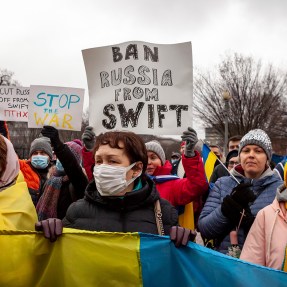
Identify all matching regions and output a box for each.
[28,85,85,131]
[0,86,29,122]
[82,41,193,135]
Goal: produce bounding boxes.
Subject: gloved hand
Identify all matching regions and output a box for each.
[81,126,96,151]
[35,218,63,242]
[230,182,256,207]
[41,125,63,150]
[170,226,196,247]
[181,127,198,157]
[221,195,254,227]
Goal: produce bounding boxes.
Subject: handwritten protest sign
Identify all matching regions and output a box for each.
[28,85,84,131]
[0,86,29,122]
[82,41,193,135]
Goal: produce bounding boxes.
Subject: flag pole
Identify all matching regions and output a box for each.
[200,139,240,184]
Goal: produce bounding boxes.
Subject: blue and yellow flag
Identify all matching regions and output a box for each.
[202,143,218,182]
[0,229,285,286]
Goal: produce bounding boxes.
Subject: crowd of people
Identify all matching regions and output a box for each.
[1,120,287,272]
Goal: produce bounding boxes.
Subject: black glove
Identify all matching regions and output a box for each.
[181,127,198,157]
[81,126,96,151]
[170,226,196,247]
[230,182,256,207]
[41,125,63,150]
[35,218,63,242]
[221,195,254,227]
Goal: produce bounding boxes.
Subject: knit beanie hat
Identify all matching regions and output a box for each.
[238,129,272,161]
[145,140,166,165]
[225,150,238,167]
[29,137,53,160]
[66,140,82,164]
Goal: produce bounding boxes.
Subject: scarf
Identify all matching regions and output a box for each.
[36,170,68,220]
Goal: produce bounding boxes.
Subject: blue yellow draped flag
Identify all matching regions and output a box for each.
[0,229,285,286]
[202,143,218,182]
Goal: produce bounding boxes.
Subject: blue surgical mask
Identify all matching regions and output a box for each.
[56,159,65,172]
[31,155,49,169]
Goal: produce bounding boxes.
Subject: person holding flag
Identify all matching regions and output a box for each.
[198,129,283,254]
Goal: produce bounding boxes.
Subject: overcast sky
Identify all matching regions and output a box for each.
[1,0,287,139]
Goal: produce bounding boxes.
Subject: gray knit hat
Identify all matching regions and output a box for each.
[238,129,272,161]
[29,137,53,160]
[145,140,166,165]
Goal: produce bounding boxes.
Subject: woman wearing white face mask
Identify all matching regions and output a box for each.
[36,131,196,246]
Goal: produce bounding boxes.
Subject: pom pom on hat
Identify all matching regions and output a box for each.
[145,140,166,165]
[238,129,272,161]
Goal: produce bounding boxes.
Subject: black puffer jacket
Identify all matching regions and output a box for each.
[62,177,178,234]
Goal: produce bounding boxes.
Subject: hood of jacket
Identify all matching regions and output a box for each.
[84,176,159,212]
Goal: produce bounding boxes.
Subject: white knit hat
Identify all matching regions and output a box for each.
[238,129,272,161]
[145,140,166,165]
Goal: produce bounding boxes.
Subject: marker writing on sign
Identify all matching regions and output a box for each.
[101,103,188,129]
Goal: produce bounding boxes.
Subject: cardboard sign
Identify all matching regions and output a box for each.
[82,41,193,135]
[28,85,84,131]
[0,86,29,122]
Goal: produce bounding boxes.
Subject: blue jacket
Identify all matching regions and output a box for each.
[198,165,283,254]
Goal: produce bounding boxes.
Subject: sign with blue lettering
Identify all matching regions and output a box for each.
[28,85,84,130]
[0,86,29,122]
[82,41,193,135]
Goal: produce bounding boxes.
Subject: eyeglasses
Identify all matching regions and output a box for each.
[227,161,239,167]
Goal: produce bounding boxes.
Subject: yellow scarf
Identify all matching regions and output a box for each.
[0,171,37,230]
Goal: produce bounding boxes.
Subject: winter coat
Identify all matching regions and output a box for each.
[152,152,209,208]
[240,185,287,270]
[198,165,283,254]
[0,171,37,230]
[19,160,50,206]
[62,177,178,234]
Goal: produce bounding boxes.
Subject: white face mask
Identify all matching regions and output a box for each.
[93,163,141,196]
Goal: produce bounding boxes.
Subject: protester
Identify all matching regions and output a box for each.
[170,151,181,175]
[146,128,208,234]
[0,135,37,230]
[240,182,287,271]
[36,126,88,220]
[145,127,209,227]
[198,129,283,254]
[209,144,223,161]
[225,150,239,171]
[36,130,196,246]
[19,136,53,206]
[210,135,242,184]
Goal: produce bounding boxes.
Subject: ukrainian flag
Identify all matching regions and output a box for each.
[202,143,218,182]
[0,229,285,286]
